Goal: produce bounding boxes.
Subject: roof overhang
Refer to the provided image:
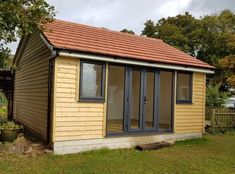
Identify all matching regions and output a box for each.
[13,33,214,74]
[13,33,57,67]
[59,51,214,74]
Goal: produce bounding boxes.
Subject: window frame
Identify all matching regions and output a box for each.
[176,71,193,104]
[79,60,106,102]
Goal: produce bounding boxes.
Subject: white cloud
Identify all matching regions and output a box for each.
[47,0,189,33]
[159,0,192,17]
[185,0,235,17]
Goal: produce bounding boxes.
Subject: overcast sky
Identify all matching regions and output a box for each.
[9,0,235,53]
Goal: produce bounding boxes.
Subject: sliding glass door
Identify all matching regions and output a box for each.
[126,68,158,132]
[107,64,173,135]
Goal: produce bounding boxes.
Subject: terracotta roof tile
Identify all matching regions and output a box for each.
[43,19,214,69]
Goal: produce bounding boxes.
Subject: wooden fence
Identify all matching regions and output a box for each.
[208,108,235,133]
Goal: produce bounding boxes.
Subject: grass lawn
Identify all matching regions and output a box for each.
[1,132,235,174]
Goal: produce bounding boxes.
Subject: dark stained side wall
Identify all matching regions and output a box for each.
[13,34,51,140]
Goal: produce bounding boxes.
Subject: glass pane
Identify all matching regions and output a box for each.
[130,69,141,129]
[159,71,172,130]
[177,73,191,101]
[145,71,154,128]
[107,65,125,133]
[81,62,103,98]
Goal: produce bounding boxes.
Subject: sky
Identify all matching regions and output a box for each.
[8,0,235,53]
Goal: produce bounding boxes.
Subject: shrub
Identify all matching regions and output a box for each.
[0,116,7,125]
[0,121,23,131]
[0,92,7,107]
[206,84,229,107]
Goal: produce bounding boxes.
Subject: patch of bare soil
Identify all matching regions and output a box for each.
[0,131,52,157]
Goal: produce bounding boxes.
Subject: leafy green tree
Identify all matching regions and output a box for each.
[0,0,56,70]
[0,47,11,70]
[219,55,235,87]
[120,29,135,35]
[206,84,229,107]
[200,10,235,87]
[142,12,201,57]
[142,10,235,65]
[197,10,235,65]
[141,10,235,89]
[141,20,157,38]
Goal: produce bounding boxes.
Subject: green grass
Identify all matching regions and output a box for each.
[1,132,235,174]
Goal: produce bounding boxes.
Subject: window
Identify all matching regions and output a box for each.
[80,61,106,102]
[176,72,192,103]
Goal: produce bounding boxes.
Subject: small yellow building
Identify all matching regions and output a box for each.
[13,20,214,154]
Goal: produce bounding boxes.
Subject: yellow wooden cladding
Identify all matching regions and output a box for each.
[13,35,51,139]
[174,73,206,133]
[54,56,104,142]
[14,37,206,142]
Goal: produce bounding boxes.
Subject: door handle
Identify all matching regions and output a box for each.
[144,96,147,104]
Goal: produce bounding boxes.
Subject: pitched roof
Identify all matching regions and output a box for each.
[43,19,214,69]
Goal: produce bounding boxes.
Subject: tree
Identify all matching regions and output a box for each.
[0,47,11,70]
[206,84,229,107]
[0,0,56,70]
[200,11,235,88]
[141,20,157,38]
[142,12,201,57]
[197,10,235,65]
[141,10,235,89]
[219,55,235,87]
[120,29,135,35]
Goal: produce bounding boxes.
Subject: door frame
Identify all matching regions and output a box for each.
[106,63,174,136]
[157,70,175,133]
[125,66,160,132]
[142,69,160,132]
[125,67,144,132]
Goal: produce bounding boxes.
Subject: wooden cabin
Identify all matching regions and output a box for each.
[13,19,214,154]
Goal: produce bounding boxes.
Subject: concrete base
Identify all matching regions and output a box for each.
[53,132,202,154]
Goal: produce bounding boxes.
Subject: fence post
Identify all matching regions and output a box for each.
[211,109,215,134]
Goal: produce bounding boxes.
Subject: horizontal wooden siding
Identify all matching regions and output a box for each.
[54,56,104,142]
[175,73,206,133]
[13,35,51,139]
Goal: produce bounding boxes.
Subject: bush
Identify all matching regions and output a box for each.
[206,84,229,107]
[0,116,7,125]
[0,121,23,131]
[0,92,7,107]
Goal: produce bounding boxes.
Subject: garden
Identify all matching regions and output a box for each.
[0,92,23,142]
[0,89,235,173]
[0,131,235,174]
